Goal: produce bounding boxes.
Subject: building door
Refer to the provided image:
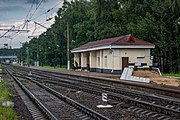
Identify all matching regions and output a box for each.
[86,52,90,71]
[79,53,81,66]
[122,57,129,70]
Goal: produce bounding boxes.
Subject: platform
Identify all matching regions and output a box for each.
[30,67,120,79]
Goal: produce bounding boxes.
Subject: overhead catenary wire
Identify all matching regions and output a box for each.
[1,0,44,40]
[23,0,41,29]
[0,26,15,39]
[31,0,63,21]
[29,0,45,20]
[22,0,35,29]
[22,0,46,30]
[27,20,50,37]
[25,0,35,20]
[22,0,63,29]
[22,0,63,36]
[3,0,63,42]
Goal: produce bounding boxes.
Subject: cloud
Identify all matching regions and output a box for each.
[0,6,25,12]
[0,0,48,5]
[0,19,54,48]
[26,0,48,4]
[0,0,61,48]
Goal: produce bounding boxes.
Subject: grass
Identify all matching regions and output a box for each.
[0,81,11,101]
[37,65,68,71]
[162,73,180,77]
[0,71,18,120]
[0,106,18,120]
[12,63,68,71]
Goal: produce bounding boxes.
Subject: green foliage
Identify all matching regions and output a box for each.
[39,65,67,70]
[0,106,18,120]
[163,73,180,77]
[20,0,180,73]
[0,81,12,101]
[0,81,17,120]
[0,49,19,58]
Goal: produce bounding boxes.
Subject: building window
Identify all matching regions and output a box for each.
[97,57,100,67]
[104,56,107,67]
[136,57,144,66]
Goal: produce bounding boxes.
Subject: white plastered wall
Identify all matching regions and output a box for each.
[120,48,152,69]
[81,52,87,67]
[102,49,109,69]
[90,51,96,68]
[96,51,100,69]
[75,48,152,70]
[74,53,80,65]
[100,49,121,71]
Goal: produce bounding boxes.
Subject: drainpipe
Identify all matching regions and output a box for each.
[110,45,114,73]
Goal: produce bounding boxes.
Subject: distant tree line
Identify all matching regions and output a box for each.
[0,49,19,56]
[20,0,180,73]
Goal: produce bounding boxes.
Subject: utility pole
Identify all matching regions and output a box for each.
[19,42,23,66]
[26,47,29,67]
[36,39,39,67]
[176,19,180,72]
[67,22,70,70]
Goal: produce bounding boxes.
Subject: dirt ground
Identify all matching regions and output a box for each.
[133,70,180,87]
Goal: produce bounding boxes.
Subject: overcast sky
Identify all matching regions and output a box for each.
[0,0,63,48]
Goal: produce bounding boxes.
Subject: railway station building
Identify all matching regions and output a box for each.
[71,34,155,74]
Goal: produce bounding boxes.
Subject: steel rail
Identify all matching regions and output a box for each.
[24,68,180,107]
[8,67,111,120]
[33,76,180,118]
[20,66,180,98]
[25,76,111,120]
[13,67,180,118]
[6,69,58,120]
[10,66,180,118]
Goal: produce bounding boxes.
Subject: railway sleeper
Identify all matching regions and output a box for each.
[11,67,180,119]
[39,76,180,119]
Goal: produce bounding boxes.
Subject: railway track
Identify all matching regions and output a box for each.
[9,66,180,120]
[18,66,180,98]
[31,73,180,119]
[5,67,111,120]
[12,76,48,120]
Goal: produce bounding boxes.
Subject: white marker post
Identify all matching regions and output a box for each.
[102,93,108,102]
[97,93,112,108]
[28,71,32,76]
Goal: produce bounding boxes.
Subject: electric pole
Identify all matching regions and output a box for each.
[36,39,39,67]
[67,22,70,70]
[26,47,29,67]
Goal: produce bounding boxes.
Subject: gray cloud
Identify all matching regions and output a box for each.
[0,0,47,4]
[26,0,48,4]
[0,6,25,12]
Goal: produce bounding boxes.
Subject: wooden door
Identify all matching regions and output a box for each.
[122,57,129,70]
[79,53,81,66]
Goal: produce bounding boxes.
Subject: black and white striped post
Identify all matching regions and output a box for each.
[102,93,108,103]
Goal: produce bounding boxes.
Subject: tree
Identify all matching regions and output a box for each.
[20,0,180,73]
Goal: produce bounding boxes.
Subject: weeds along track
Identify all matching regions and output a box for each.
[5,67,110,120]
[10,66,180,120]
